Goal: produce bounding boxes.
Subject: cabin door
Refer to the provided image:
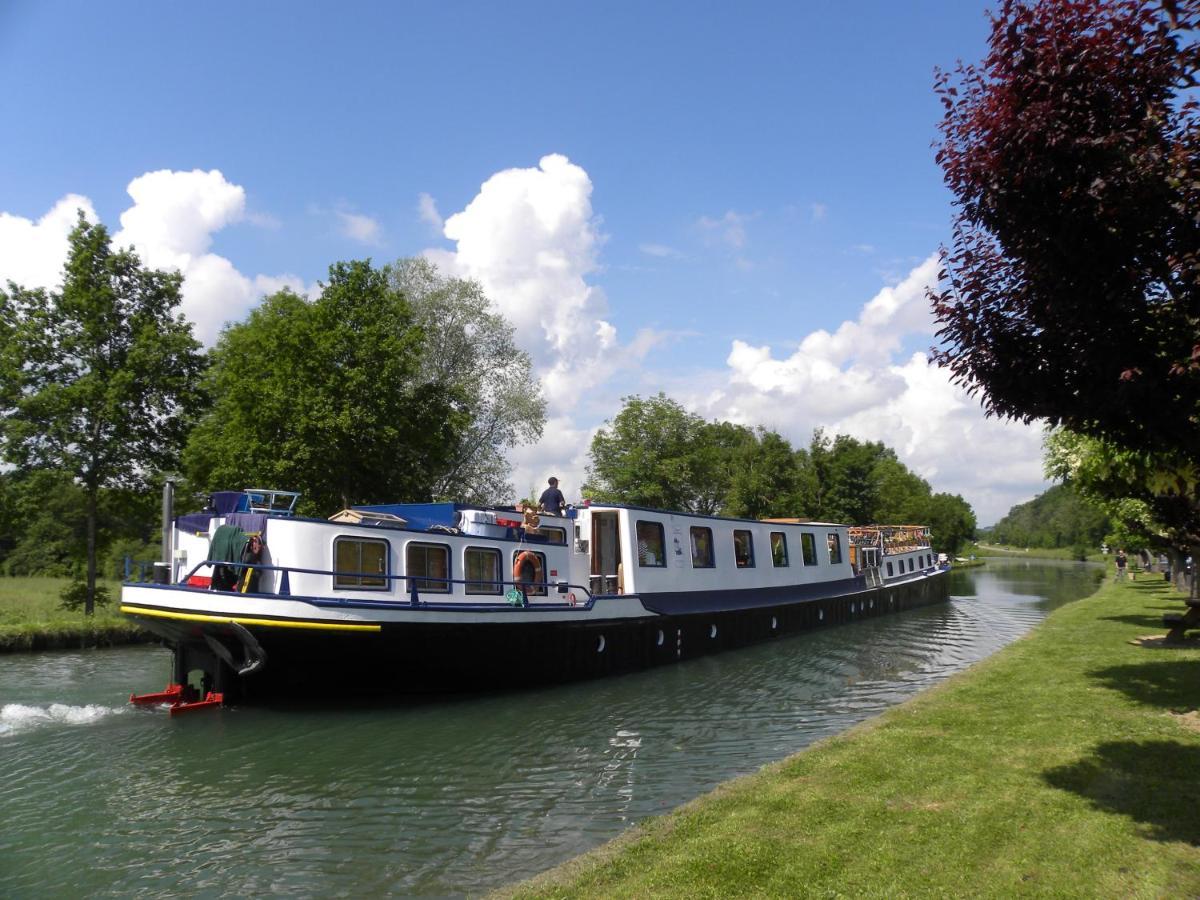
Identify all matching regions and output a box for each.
[590,512,621,594]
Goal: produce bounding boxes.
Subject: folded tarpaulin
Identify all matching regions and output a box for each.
[226,512,268,536]
[211,492,249,516]
[177,513,213,535]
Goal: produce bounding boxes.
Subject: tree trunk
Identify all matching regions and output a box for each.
[1166,548,1186,593]
[85,487,97,616]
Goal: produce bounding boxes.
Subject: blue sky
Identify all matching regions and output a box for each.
[0,1,1047,523]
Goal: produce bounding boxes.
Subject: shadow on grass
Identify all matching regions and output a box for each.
[1043,741,1200,845]
[1101,613,1171,628]
[1090,660,1200,711]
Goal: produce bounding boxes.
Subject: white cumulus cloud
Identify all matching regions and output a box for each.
[0,170,311,345]
[684,255,1046,523]
[0,194,98,292]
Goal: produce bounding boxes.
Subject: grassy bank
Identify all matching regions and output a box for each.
[951,558,985,569]
[500,578,1200,898]
[0,577,151,652]
[970,542,1105,562]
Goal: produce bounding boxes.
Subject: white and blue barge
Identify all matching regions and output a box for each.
[121,490,949,703]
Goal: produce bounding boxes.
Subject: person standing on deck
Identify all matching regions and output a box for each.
[539,477,566,516]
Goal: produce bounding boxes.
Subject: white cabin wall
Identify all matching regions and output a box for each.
[613,508,854,595]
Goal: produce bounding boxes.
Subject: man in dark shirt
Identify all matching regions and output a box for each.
[538,477,566,516]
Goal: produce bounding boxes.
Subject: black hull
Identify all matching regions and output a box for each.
[145,573,949,702]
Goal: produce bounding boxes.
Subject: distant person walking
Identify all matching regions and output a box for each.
[1115,549,1128,581]
[538,477,566,516]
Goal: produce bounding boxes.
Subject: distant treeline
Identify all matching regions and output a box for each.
[986,484,1109,552]
[584,394,977,554]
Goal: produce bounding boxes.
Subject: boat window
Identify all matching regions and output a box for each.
[827,533,843,565]
[636,520,667,567]
[407,542,450,593]
[801,533,817,566]
[908,557,915,572]
[733,530,755,568]
[541,526,567,545]
[465,546,502,595]
[690,526,715,568]
[770,532,789,567]
[512,549,547,596]
[333,537,389,590]
[887,561,894,576]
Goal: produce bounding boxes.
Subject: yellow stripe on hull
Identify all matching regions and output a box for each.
[119,605,381,633]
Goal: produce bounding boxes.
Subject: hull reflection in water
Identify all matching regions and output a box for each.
[1,560,1102,898]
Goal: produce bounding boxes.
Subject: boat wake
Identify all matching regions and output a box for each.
[0,702,124,737]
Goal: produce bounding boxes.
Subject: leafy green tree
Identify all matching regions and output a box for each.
[388,258,545,503]
[184,262,467,515]
[585,394,729,514]
[0,215,206,613]
[873,456,934,525]
[722,427,806,520]
[807,431,890,524]
[1045,427,1198,591]
[922,492,977,556]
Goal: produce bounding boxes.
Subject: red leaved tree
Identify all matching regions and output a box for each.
[932,0,1200,456]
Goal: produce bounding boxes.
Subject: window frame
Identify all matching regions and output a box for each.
[800,532,817,566]
[333,536,390,591]
[636,520,667,568]
[827,532,843,565]
[733,529,756,568]
[886,561,894,576]
[541,526,567,545]
[464,546,502,595]
[406,541,451,593]
[690,526,715,568]
[770,531,789,567]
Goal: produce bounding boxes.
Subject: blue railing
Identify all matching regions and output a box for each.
[170,559,596,609]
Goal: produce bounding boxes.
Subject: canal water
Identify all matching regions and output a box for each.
[1,560,1101,897]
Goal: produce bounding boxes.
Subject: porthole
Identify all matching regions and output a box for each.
[818,609,824,622]
[851,603,857,613]
[771,616,778,630]
[709,624,717,639]
[597,635,606,653]
[656,629,664,647]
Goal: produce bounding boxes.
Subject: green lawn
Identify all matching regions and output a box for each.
[499,577,1200,898]
[0,576,149,651]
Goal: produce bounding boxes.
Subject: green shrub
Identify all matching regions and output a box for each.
[58,580,113,611]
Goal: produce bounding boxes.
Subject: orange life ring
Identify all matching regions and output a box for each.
[513,550,543,586]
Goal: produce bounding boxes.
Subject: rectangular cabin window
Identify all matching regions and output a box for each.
[770,532,789,567]
[407,542,450,593]
[690,526,715,568]
[827,533,843,565]
[513,549,547,596]
[465,546,501,595]
[908,557,915,572]
[636,520,667,567]
[733,530,755,568]
[333,537,389,590]
[542,526,567,545]
[887,561,894,576]
[801,533,817,566]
